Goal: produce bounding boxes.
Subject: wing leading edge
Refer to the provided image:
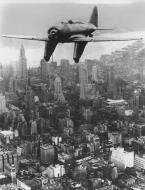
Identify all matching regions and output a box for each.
[70,36,143,42]
[2,34,143,43]
[2,35,49,42]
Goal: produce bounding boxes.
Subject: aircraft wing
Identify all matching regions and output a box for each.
[2,35,49,42]
[70,35,142,42]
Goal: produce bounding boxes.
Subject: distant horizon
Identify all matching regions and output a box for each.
[2,38,143,70]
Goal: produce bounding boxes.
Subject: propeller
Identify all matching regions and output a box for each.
[48,27,59,40]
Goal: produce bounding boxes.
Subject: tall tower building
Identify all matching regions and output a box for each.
[106,65,116,98]
[85,59,97,83]
[47,61,57,76]
[136,48,145,83]
[17,44,27,79]
[40,145,55,164]
[92,65,98,82]
[40,59,47,81]
[54,75,65,102]
[85,59,96,74]
[0,63,5,94]
[79,63,88,99]
[60,59,70,83]
[0,94,6,114]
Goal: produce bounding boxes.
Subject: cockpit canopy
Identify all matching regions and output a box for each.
[61,20,84,24]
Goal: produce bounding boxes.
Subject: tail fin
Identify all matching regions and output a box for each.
[89,6,98,27]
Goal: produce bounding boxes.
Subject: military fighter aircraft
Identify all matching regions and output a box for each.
[2,6,142,63]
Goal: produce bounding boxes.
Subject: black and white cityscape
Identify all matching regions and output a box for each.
[1,1,145,190]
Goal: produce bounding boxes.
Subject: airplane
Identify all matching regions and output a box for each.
[2,6,142,63]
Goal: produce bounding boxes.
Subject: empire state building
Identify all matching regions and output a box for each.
[17,44,27,79]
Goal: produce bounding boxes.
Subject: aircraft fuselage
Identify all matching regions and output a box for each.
[48,22,97,42]
[44,22,97,62]
[3,6,140,63]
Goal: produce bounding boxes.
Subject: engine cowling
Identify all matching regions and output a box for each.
[48,27,59,40]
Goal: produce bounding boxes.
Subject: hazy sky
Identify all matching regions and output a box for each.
[1,0,145,66]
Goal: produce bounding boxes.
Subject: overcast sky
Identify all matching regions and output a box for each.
[1,0,145,66]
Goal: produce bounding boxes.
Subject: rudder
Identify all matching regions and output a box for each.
[89,6,98,27]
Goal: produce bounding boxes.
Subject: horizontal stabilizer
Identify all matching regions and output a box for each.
[2,35,49,42]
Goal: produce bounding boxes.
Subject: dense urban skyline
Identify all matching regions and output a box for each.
[1,3,145,188]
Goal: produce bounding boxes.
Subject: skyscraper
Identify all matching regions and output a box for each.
[40,59,47,81]
[85,59,96,75]
[47,61,57,76]
[40,144,55,164]
[79,63,88,99]
[92,65,98,82]
[85,59,97,83]
[0,94,6,114]
[106,65,117,98]
[0,63,5,94]
[60,59,70,85]
[17,44,27,79]
[9,77,15,93]
[54,75,65,102]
